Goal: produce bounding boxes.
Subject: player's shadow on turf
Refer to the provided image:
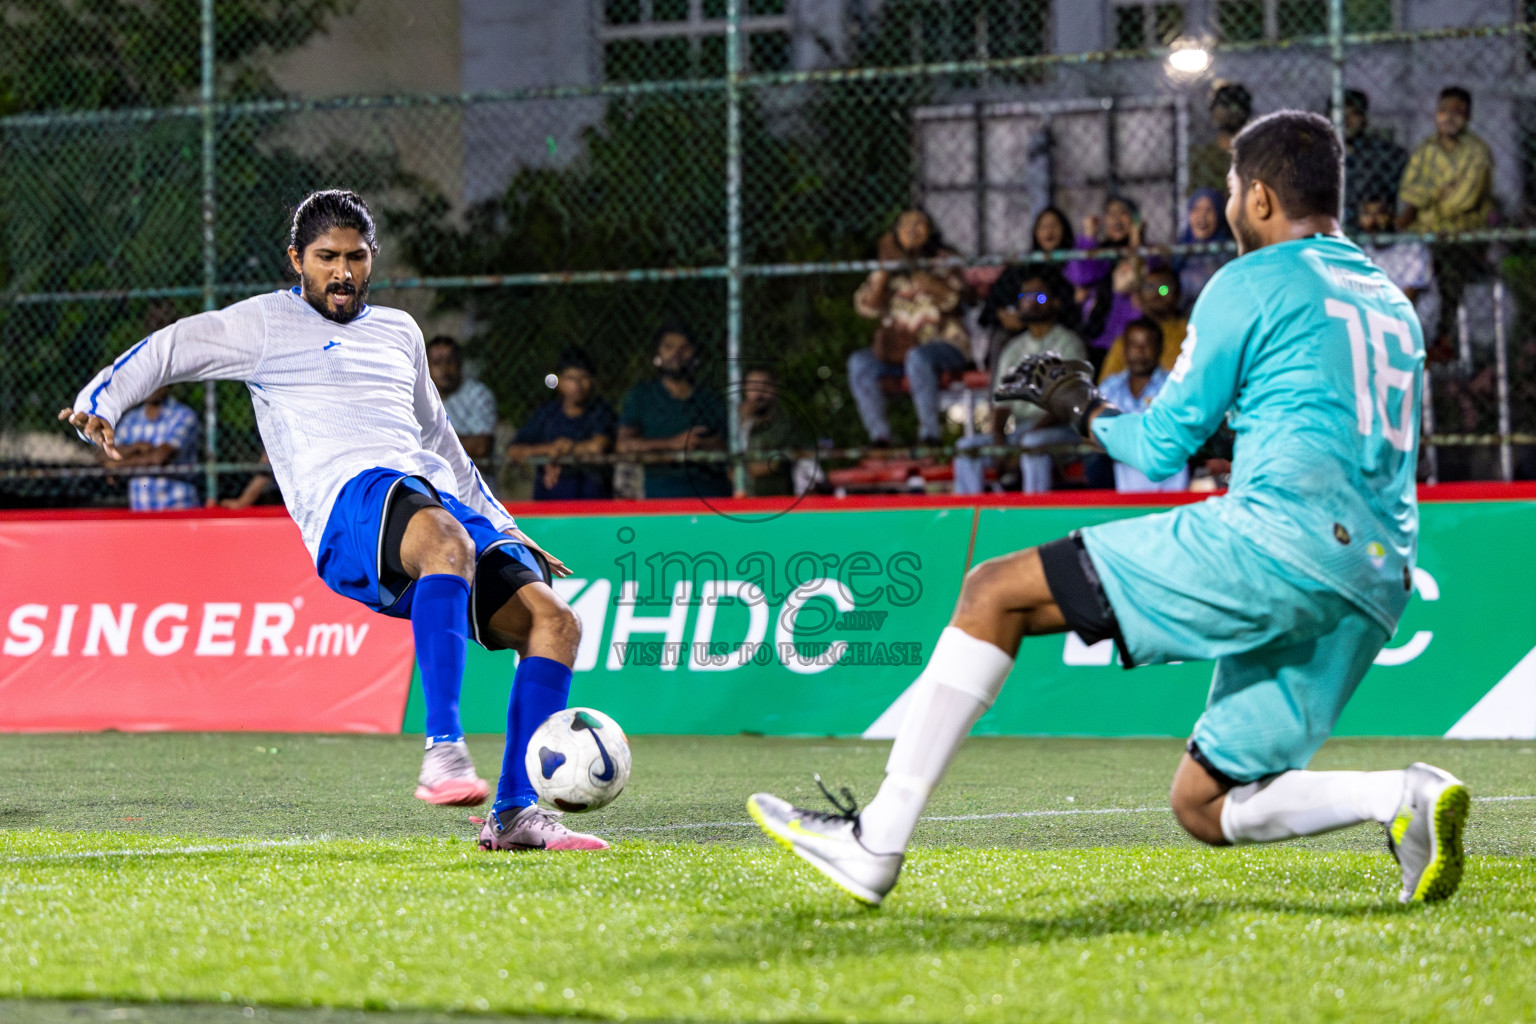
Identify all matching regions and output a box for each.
[621,894,1395,969]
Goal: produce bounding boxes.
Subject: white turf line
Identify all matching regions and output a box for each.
[5,796,1531,863]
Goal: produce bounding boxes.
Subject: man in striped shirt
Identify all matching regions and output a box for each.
[107,386,200,510]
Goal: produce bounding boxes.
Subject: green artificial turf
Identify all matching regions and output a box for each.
[1,735,1533,1022]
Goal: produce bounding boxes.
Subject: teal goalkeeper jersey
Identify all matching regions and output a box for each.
[1091,235,1425,632]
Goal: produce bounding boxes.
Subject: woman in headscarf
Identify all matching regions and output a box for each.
[848,208,970,446]
[1175,187,1234,311]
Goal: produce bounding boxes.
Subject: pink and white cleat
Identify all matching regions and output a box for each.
[478,805,609,851]
[414,740,490,807]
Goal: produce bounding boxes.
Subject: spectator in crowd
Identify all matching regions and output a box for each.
[1065,195,1145,365]
[954,269,1086,495]
[735,367,810,498]
[1173,188,1233,310]
[1340,89,1407,232]
[848,208,971,446]
[979,206,1080,342]
[506,347,616,501]
[617,322,729,498]
[216,451,277,509]
[1188,81,1252,193]
[1099,317,1189,492]
[106,385,200,511]
[1398,86,1494,353]
[426,335,497,460]
[1358,194,1433,334]
[1097,266,1188,380]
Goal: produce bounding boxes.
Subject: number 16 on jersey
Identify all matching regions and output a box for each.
[1325,297,1420,453]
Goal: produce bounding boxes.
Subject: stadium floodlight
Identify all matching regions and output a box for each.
[1166,38,1212,76]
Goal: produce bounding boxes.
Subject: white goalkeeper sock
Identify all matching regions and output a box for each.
[1220,769,1406,844]
[858,627,1015,855]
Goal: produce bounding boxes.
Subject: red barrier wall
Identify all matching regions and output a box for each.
[0,514,414,731]
[2,483,1530,733]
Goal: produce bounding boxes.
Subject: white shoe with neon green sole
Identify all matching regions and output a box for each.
[747,791,903,906]
[1387,762,1470,904]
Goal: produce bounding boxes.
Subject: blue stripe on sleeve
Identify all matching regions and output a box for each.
[87,336,153,415]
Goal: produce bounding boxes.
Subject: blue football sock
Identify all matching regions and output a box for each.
[411,573,471,747]
[494,655,573,816]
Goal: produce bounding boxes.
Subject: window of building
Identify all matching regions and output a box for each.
[600,0,795,82]
[1213,0,1394,42]
[1113,1,1186,51]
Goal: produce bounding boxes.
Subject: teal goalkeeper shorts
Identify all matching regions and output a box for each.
[1078,499,1390,784]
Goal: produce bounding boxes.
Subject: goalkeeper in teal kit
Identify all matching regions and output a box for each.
[748,111,1470,907]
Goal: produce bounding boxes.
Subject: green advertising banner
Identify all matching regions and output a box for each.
[402,498,1536,739]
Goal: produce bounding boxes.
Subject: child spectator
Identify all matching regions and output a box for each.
[506,347,616,501]
[1099,318,1190,493]
[1397,86,1493,351]
[617,323,729,498]
[1173,188,1233,310]
[848,209,971,446]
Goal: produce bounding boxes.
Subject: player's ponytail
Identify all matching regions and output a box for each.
[289,189,379,261]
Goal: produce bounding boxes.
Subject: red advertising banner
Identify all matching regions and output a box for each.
[0,512,415,732]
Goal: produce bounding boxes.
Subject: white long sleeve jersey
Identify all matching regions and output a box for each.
[73,288,516,562]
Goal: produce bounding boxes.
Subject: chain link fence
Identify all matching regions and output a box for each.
[2,0,1533,507]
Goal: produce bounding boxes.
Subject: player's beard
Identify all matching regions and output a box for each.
[301,272,370,324]
[1230,203,1262,257]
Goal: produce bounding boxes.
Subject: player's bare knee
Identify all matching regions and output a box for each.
[1169,787,1227,846]
[418,519,475,579]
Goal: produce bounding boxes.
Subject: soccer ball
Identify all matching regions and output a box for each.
[525,707,632,812]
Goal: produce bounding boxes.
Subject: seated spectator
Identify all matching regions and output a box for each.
[426,335,497,460]
[1397,86,1493,352]
[848,208,971,446]
[1174,188,1233,310]
[1065,195,1144,365]
[979,206,1079,342]
[506,347,616,501]
[1358,194,1434,335]
[1097,267,1188,381]
[1340,89,1408,232]
[954,269,1086,495]
[108,385,200,511]
[216,451,278,509]
[617,323,729,499]
[736,367,813,498]
[1188,81,1252,194]
[1100,318,1190,493]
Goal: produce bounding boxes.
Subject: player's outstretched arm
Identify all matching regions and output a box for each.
[1092,316,1245,482]
[60,303,264,454]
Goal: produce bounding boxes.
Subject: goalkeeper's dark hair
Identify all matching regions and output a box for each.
[1231,110,1343,221]
[290,189,378,258]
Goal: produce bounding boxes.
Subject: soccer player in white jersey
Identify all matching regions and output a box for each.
[748,112,1470,905]
[62,190,604,852]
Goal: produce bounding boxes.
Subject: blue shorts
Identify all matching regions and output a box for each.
[1080,500,1389,783]
[316,468,546,648]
